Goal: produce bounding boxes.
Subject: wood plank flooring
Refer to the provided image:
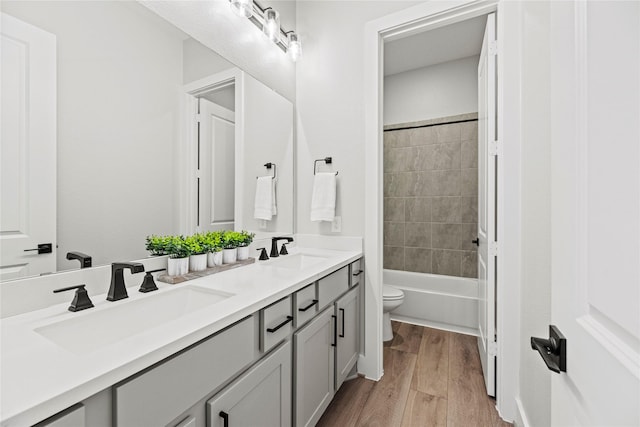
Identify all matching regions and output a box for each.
[316,322,512,427]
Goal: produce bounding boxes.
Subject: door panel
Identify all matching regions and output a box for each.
[549,1,640,424]
[198,98,235,232]
[477,12,497,398]
[1,13,56,280]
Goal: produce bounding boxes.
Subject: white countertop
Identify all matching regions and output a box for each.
[0,246,361,426]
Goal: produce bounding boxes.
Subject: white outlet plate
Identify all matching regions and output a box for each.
[331,216,342,232]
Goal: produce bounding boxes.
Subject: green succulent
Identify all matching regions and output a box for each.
[165,235,191,258]
[222,230,243,249]
[238,230,255,247]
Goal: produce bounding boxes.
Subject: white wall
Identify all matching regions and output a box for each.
[295,0,421,237]
[384,55,479,125]
[183,38,235,85]
[1,1,185,270]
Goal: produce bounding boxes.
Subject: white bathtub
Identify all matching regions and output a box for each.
[384,269,479,336]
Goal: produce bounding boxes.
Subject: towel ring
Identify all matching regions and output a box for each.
[314,157,339,175]
[257,162,276,180]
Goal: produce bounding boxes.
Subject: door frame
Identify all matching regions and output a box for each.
[363,0,522,421]
[179,68,244,235]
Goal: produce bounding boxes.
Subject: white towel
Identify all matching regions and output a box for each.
[310,172,336,222]
[254,176,277,220]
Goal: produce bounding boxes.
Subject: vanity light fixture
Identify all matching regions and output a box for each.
[228,0,301,61]
[230,0,253,18]
[287,31,302,62]
[262,8,280,42]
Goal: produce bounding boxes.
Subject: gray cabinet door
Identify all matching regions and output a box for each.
[294,307,335,427]
[207,341,292,427]
[335,285,359,391]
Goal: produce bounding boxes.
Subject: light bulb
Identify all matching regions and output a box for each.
[263,8,280,42]
[287,32,302,62]
[230,0,252,18]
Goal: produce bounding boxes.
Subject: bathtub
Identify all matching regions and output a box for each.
[384,269,479,336]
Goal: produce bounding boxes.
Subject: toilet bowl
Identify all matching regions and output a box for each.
[383,285,405,341]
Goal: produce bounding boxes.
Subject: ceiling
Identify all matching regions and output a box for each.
[384,15,487,76]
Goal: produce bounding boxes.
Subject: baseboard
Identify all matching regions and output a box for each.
[390,314,479,336]
[514,397,530,427]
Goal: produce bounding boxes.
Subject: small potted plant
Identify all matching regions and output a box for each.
[202,231,223,267]
[166,236,190,276]
[185,234,207,272]
[236,230,255,261]
[145,235,168,256]
[221,230,241,264]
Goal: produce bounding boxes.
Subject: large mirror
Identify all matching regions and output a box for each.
[0,1,294,281]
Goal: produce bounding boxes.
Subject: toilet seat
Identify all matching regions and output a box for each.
[383,285,404,300]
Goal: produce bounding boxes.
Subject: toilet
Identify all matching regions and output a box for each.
[383,285,405,341]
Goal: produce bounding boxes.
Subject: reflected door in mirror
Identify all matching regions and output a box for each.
[1,13,56,280]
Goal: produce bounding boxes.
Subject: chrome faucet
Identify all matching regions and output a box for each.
[270,236,294,258]
[107,262,145,301]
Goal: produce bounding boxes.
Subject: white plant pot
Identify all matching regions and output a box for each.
[222,248,237,264]
[189,253,207,272]
[207,251,223,267]
[237,246,250,261]
[167,257,189,276]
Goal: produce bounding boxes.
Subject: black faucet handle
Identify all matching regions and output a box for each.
[280,242,290,255]
[256,247,269,261]
[139,269,164,293]
[53,284,94,312]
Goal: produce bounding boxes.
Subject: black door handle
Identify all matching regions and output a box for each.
[339,308,345,338]
[266,316,293,333]
[219,411,229,427]
[24,243,53,254]
[472,238,480,247]
[531,325,566,373]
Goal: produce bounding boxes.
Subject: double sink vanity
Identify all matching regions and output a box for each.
[0,239,363,427]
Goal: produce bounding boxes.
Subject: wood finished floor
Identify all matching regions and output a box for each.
[317,322,512,427]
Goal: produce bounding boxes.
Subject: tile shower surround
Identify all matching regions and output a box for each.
[383,113,478,278]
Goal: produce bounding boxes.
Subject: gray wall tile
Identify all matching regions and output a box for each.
[384,198,405,222]
[461,169,478,197]
[405,248,432,273]
[383,246,405,270]
[461,251,478,278]
[383,115,478,279]
[432,223,462,250]
[432,197,462,223]
[461,140,478,169]
[405,197,431,222]
[384,222,405,247]
[433,250,462,276]
[405,222,431,248]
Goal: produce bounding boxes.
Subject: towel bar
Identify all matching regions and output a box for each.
[313,157,339,175]
[257,162,276,179]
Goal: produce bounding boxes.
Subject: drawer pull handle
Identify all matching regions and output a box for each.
[353,269,363,276]
[299,299,318,312]
[267,316,293,333]
[219,411,229,427]
[332,315,337,347]
[339,308,345,337]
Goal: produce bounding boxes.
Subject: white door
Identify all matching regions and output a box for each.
[548,2,640,425]
[198,98,235,232]
[0,13,56,280]
[477,12,497,398]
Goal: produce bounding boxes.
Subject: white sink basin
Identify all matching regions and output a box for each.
[34,286,233,354]
[269,253,328,270]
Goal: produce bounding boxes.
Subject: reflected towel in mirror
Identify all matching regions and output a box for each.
[254,176,277,220]
[310,172,336,221]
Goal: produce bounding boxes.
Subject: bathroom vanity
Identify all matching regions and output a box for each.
[0,243,363,427]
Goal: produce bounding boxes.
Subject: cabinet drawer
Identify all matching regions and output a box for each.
[261,296,293,353]
[350,259,363,287]
[294,283,318,327]
[317,266,349,310]
[35,404,85,427]
[114,316,256,427]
